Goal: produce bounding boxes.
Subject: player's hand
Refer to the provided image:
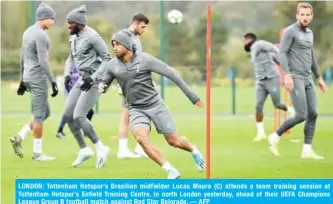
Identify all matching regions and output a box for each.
[51,82,59,97]
[284,74,294,92]
[98,83,108,94]
[80,76,93,92]
[64,76,71,92]
[195,100,204,108]
[17,81,27,96]
[317,77,328,93]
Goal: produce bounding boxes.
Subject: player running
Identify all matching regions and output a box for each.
[98,30,205,179]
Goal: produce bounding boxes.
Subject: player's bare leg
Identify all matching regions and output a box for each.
[117,107,140,159]
[31,121,55,161]
[165,132,205,172]
[133,125,180,179]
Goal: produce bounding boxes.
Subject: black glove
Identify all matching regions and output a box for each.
[80,76,93,92]
[51,82,58,97]
[17,81,27,96]
[64,76,71,92]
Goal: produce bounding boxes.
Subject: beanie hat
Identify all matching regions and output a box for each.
[66,5,87,25]
[111,30,136,53]
[36,2,55,20]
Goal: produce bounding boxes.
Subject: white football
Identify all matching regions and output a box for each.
[167,10,183,24]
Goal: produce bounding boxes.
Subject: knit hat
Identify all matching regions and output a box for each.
[36,2,55,20]
[66,5,87,25]
[111,30,136,53]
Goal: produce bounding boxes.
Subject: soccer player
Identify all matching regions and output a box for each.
[55,63,94,139]
[268,3,328,159]
[10,2,58,161]
[98,30,205,179]
[116,13,150,159]
[62,5,111,168]
[243,33,295,141]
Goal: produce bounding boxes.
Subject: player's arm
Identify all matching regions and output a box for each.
[279,29,294,74]
[36,33,56,83]
[311,48,321,79]
[311,48,328,93]
[270,52,280,65]
[90,34,111,81]
[99,62,115,93]
[147,55,200,104]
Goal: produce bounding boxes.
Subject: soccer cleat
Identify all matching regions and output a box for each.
[9,135,24,158]
[268,134,280,156]
[117,149,141,159]
[253,133,267,142]
[192,152,205,172]
[72,148,94,167]
[56,131,66,139]
[32,153,56,161]
[167,168,180,179]
[301,151,324,160]
[96,146,110,168]
[134,145,149,158]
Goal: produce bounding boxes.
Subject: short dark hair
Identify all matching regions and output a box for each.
[243,32,257,41]
[132,13,149,24]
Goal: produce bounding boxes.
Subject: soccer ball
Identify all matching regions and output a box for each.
[167,10,183,24]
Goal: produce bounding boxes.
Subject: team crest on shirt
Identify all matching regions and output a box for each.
[136,64,140,72]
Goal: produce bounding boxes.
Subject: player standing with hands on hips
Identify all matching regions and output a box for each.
[10,2,58,161]
[62,5,111,168]
[268,3,328,159]
[98,30,205,179]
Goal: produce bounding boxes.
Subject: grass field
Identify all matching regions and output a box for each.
[1,81,333,204]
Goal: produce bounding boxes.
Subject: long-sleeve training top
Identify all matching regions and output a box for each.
[279,22,320,79]
[101,52,200,109]
[20,23,55,82]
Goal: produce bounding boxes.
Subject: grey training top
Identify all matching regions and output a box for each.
[102,52,200,109]
[279,22,320,79]
[64,26,111,82]
[250,40,280,80]
[21,23,55,82]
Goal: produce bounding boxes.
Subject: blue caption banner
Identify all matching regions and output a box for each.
[16,179,333,204]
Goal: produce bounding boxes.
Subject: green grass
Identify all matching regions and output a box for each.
[1,82,333,204]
